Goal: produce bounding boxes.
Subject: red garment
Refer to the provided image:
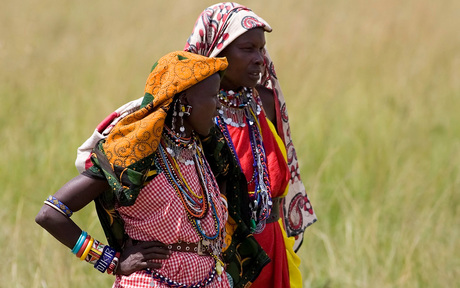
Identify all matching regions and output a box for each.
[227,107,290,288]
[227,108,289,197]
[252,223,290,287]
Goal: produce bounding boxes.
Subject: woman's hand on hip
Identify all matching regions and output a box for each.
[116,239,171,275]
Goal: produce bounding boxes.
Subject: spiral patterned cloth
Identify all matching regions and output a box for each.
[87,51,227,208]
[103,51,228,169]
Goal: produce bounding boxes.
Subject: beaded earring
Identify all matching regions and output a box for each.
[171,98,179,133]
[179,104,192,136]
[171,95,192,137]
[178,98,192,137]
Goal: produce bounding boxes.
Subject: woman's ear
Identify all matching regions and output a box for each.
[178,91,188,104]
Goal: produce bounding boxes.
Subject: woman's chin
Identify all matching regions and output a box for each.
[244,79,259,89]
[195,127,211,137]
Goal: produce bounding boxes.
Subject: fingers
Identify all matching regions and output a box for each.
[116,256,164,275]
[132,260,163,271]
[143,250,170,261]
[144,261,163,270]
[139,241,171,256]
[143,246,171,257]
[116,239,172,275]
[139,240,168,249]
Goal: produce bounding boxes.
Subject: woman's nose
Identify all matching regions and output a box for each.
[254,51,264,65]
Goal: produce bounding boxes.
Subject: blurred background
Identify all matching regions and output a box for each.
[1,0,459,287]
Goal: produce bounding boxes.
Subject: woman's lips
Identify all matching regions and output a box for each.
[248,71,261,80]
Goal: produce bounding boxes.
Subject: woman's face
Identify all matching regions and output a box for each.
[183,73,221,136]
[218,28,266,90]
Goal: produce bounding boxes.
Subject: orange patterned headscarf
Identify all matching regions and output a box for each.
[102,51,228,168]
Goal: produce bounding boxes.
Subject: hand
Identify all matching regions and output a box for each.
[116,239,171,275]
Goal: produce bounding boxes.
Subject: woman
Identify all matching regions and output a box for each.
[184,3,317,288]
[36,51,231,287]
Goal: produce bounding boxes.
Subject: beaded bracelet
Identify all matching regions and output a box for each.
[70,232,120,275]
[76,235,91,258]
[43,201,67,217]
[45,195,73,217]
[87,241,120,275]
[80,237,94,261]
[85,239,105,265]
[71,231,88,254]
[94,245,117,273]
[106,252,121,275]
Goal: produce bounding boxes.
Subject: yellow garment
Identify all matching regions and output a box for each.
[103,51,228,168]
[267,119,303,288]
[279,219,303,288]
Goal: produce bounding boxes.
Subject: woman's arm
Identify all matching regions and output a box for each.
[35,174,108,248]
[35,174,170,275]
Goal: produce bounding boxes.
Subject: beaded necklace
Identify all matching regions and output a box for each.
[153,128,225,285]
[147,266,217,288]
[217,88,273,233]
[162,126,195,166]
[156,133,209,218]
[217,87,260,127]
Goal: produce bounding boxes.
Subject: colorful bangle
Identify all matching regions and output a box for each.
[71,231,87,254]
[85,239,104,265]
[45,195,73,217]
[94,245,117,273]
[106,252,121,275]
[76,235,91,258]
[80,237,94,261]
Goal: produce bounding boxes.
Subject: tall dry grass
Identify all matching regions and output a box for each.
[1,0,458,287]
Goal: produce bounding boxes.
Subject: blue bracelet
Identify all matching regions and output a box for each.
[94,245,116,273]
[71,231,88,254]
[46,195,73,217]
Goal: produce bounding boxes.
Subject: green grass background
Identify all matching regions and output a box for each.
[1,0,459,287]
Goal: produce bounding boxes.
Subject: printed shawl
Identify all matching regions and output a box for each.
[185,2,317,251]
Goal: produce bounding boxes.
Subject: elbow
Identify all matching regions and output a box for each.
[35,206,52,228]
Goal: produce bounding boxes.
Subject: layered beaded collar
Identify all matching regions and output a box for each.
[217,87,261,127]
[162,126,197,166]
[216,87,273,233]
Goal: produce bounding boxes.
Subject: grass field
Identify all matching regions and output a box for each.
[1,0,459,287]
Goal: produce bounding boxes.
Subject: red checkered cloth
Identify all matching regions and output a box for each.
[112,158,229,288]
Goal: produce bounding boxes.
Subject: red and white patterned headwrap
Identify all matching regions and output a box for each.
[185,2,271,57]
[185,2,317,250]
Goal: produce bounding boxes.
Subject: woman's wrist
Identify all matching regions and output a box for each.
[70,230,120,275]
